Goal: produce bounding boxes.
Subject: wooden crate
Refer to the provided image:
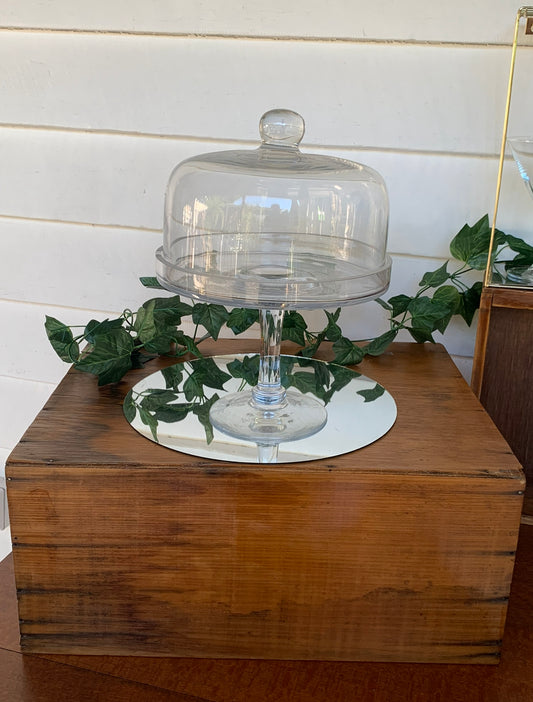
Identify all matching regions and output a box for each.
[6,342,524,663]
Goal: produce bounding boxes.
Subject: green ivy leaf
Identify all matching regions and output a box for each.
[161,364,184,390]
[174,331,202,357]
[153,403,192,423]
[284,358,332,399]
[357,383,386,403]
[332,337,365,365]
[122,389,137,423]
[45,316,80,363]
[459,281,482,326]
[503,232,533,270]
[326,308,341,323]
[150,296,193,327]
[84,318,124,344]
[183,358,231,401]
[324,309,342,342]
[130,349,156,369]
[143,333,175,355]
[280,357,297,389]
[431,285,461,333]
[282,311,308,346]
[139,276,165,289]
[226,308,259,334]
[138,406,159,441]
[468,252,491,271]
[192,303,229,340]
[50,220,533,389]
[192,394,220,444]
[226,355,260,386]
[504,234,533,259]
[408,327,435,343]
[140,389,179,411]
[365,329,398,356]
[419,262,450,288]
[388,294,412,318]
[330,363,360,391]
[288,371,320,395]
[191,357,232,390]
[135,299,157,344]
[407,296,452,333]
[75,327,134,385]
[183,373,204,402]
[506,255,533,271]
[299,330,326,358]
[308,357,332,391]
[320,363,359,404]
[449,215,506,270]
[432,285,461,312]
[449,216,487,264]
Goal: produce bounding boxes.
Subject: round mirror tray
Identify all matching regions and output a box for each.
[124,354,397,464]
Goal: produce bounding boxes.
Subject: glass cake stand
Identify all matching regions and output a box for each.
[155,109,392,451]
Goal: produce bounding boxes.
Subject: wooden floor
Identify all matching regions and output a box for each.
[1,524,533,701]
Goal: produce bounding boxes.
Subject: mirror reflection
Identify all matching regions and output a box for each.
[124,354,396,464]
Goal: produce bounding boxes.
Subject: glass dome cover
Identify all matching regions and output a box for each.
[156,109,391,309]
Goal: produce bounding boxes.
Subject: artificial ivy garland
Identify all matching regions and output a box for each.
[46,215,533,386]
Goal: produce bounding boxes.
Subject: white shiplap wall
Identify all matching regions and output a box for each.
[2,2,533,558]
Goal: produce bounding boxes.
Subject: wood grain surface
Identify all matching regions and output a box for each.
[5,342,525,662]
[1,524,532,702]
[472,287,533,517]
[7,341,522,476]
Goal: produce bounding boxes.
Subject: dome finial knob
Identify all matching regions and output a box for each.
[259,109,305,147]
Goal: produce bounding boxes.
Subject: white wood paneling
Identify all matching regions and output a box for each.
[0,128,176,230]
[0,300,109,384]
[1,374,51,563]
[0,449,12,560]
[0,218,163,311]
[2,32,532,153]
[0,449,9,476]
[3,2,520,408]
[0,0,524,44]
[0,376,54,450]
[1,127,528,256]
[0,449,11,559]
[0,527,12,563]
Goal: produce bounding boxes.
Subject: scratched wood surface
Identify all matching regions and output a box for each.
[6,342,525,662]
[2,527,533,702]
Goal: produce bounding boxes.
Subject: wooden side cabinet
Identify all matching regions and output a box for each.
[472,287,533,516]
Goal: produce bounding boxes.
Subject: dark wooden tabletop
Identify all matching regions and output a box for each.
[1,522,533,701]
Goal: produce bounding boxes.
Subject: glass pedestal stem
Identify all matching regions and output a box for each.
[251,309,287,410]
[256,443,280,463]
[208,307,328,448]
